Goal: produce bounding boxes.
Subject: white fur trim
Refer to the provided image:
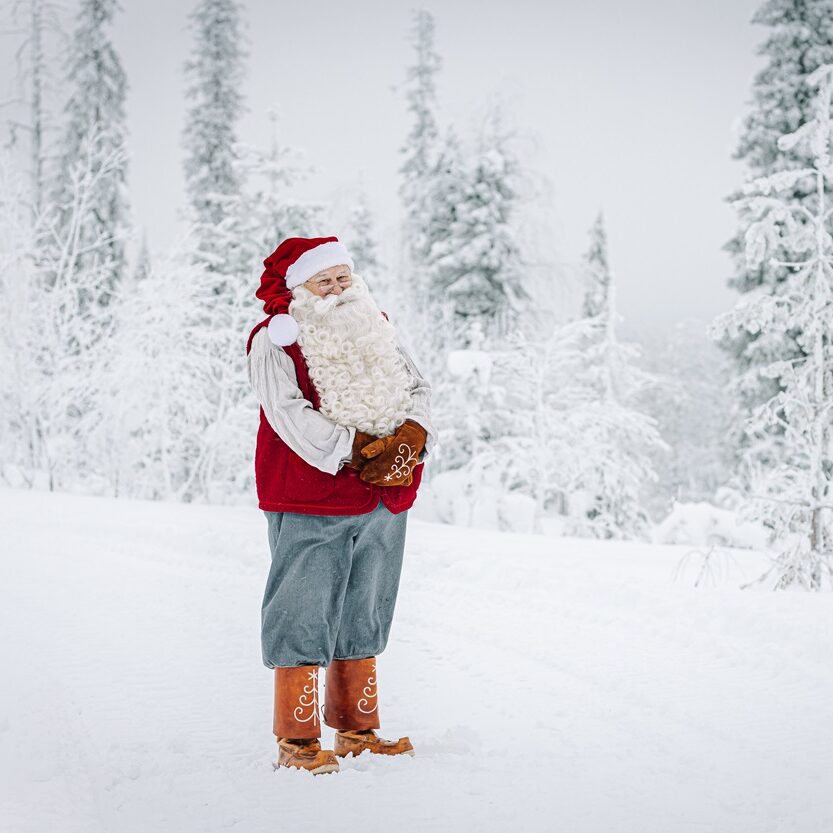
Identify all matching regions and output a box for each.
[285,241,354,289]
[267,314,299,346]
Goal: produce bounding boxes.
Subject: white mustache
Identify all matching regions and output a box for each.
[312,286,360,316]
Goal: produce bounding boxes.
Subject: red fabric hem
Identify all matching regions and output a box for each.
[258,494,381,515]
[257,491,417,516]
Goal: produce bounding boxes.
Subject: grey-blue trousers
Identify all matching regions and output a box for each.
[261,497,409,668]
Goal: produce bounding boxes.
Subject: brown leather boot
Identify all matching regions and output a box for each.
[333,728,415,758]
[272,665,339,775]
[323,657,415,758]
[275,737,339,775]
[322,657,381,731]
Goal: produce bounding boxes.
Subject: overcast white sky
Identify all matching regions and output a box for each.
[7,0,767,333]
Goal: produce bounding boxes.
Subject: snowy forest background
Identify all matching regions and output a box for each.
[2,0,833,591]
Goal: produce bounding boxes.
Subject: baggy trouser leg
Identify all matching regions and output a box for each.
[331,501,409,660]
[261,510,354,668]
[273,665,322,740]
[322,657,381,731]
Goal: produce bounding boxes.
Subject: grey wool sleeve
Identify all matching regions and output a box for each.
[247,327,356,475]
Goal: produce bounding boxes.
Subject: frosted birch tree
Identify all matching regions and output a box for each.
[97,234,227,501]
[711,64,833,590]
[0,129,128,492]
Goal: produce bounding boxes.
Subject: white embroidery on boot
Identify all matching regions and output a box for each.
[357,661,378,714]
[383,443,418,483]
[294,668,319,726]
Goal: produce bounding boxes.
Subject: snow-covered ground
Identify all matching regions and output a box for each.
[1,486,832,833]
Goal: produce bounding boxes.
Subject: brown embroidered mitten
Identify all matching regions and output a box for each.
[343,429,379,471]
[359,419,427,487]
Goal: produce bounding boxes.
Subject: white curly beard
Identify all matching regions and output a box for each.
[288,273,413,437]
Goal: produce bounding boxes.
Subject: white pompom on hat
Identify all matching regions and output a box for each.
[267,313,299,347]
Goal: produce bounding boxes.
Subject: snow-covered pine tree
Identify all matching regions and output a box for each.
[397,8,441,286]
[396,7,445,368]
[583,213,611,318]
[710,64,833,590]
[414,122,461,353]
[3,0,67,219]
[720,0,833,481]
[181,0,247,293]
[429,104,530,346]
[570,215,668,538]
[51,0,129,310]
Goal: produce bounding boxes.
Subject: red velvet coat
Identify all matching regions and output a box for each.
[246,316,424,515]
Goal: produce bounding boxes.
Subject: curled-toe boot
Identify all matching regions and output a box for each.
[323,657,414,758]
[272,665,339,775]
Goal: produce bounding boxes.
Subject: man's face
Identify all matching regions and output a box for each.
[290,267,378,327]
[302,265,353,298]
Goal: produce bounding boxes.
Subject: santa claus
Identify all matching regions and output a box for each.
[246,235,436,775]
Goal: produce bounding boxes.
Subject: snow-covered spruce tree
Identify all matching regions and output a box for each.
[396,8,446,369]
[397,7,441,282]
[178,0,258,502]
[181,0,246,293]
[711,64,833,590]
[720,0,833,478]
[415,123,463,350]
[560,218,667,538]
[428,105,530,347]
[3,0,67,219]
[51,0,129,311]
[498,218,664,535]
[583,213,610,318]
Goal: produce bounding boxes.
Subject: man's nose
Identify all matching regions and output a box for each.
[330,284,343,295]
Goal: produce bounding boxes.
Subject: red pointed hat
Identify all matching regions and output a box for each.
[255,235,354,346]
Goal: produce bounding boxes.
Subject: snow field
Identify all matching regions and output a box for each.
[1,486,832,833]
